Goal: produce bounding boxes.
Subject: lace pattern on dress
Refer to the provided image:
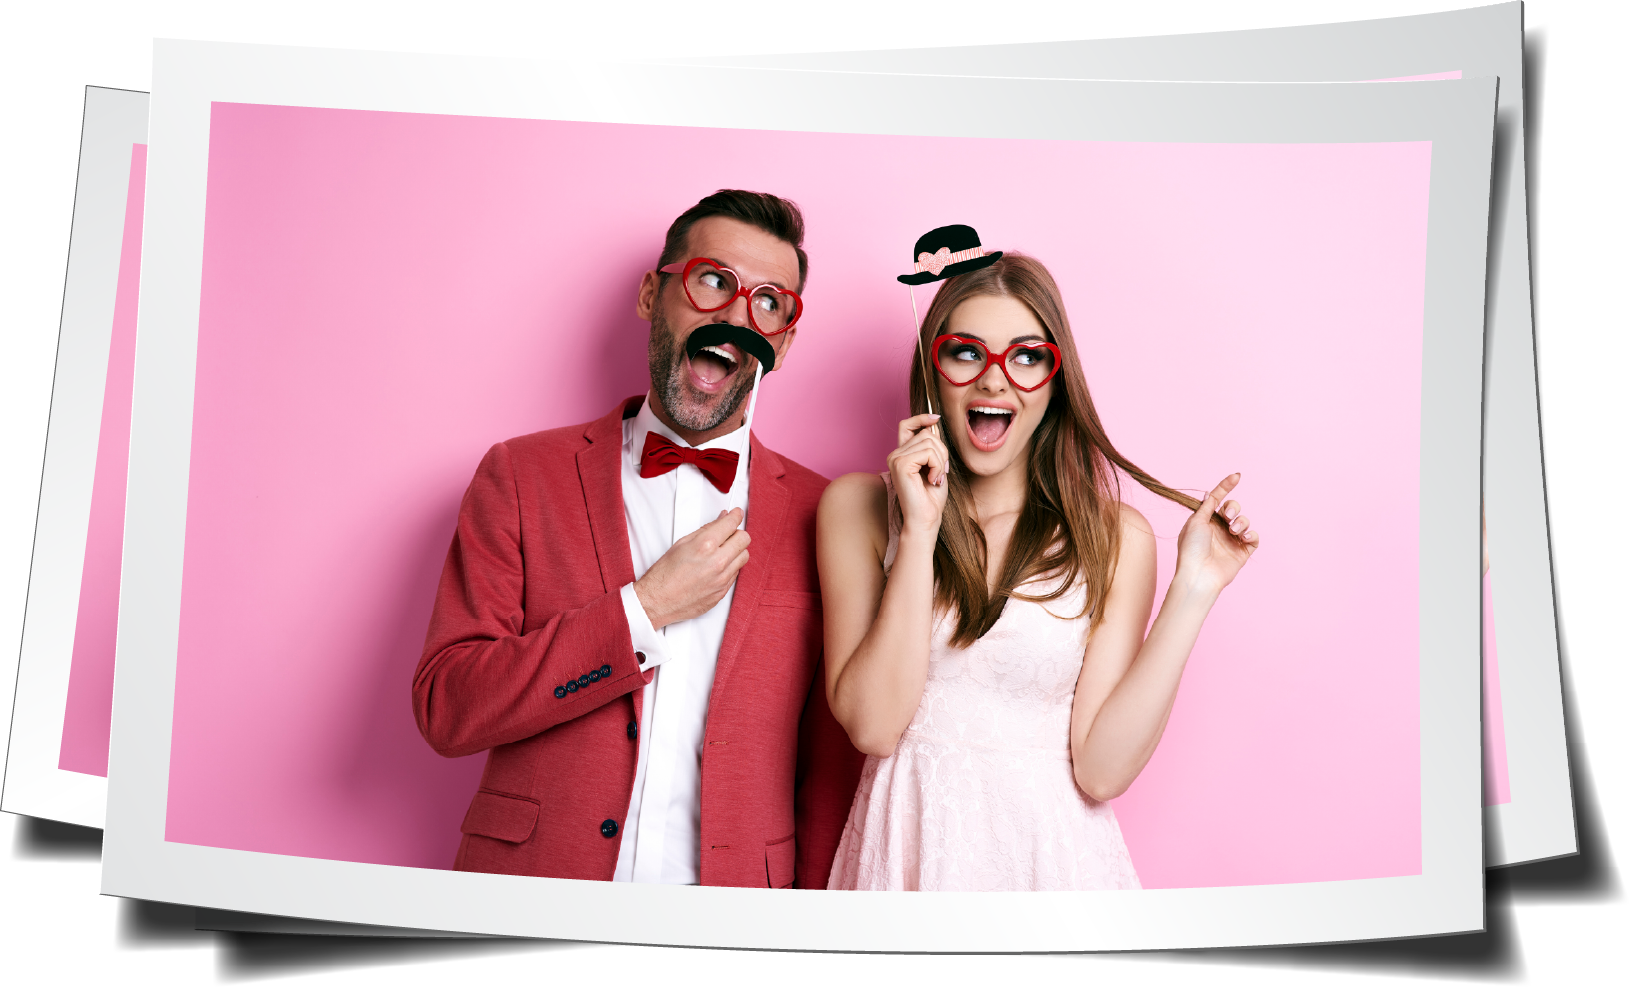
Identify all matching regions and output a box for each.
[827,473,1141,891]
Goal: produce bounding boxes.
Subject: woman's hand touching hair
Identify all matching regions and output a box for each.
[1174,472,1259,595]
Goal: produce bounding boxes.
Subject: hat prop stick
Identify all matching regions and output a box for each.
[908,285,934,419]
[898,224,1004,448]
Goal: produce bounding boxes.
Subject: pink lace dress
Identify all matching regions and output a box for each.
[826,478,1141,892]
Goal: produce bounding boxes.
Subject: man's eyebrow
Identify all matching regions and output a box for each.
[709,256,792,291]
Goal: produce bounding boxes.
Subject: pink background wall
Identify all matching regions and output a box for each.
[163,103,1432,888]
[58,143,145,777]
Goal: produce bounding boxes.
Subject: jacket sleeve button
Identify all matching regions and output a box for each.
[588,669,601,683]
[566,680,579,693]
[600,819,619,839]
[554,686,566,699]
[577,675,590,688]
[601,664,613,678]
[627,721,638,741]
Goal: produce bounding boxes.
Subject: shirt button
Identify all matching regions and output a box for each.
[600,819,619,839]
[634,652,646,666]
[554,686,566,699]
[627,721,637,741]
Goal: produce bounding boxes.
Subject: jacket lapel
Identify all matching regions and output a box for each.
[577,397,642,594]
[709,434,789,709]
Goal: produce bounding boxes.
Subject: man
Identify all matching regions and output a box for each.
[413,190,863,888]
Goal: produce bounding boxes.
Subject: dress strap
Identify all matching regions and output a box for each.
[881,471,903,575]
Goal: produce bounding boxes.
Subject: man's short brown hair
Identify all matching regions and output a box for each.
[658,189,809,293]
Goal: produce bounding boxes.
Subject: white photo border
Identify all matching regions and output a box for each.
[2,86,147,828]
[10,10,1565,877]
[103,41,1492,951]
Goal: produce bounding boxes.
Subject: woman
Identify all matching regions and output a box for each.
[817,252,1258,891]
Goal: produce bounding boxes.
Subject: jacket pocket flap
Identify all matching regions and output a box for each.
[460,790,540,843]
[765,833,796,888]
[761,589,822,611]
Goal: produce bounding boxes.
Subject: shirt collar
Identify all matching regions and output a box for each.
[628,394,752,467]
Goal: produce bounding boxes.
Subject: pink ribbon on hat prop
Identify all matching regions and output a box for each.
[915,245,986,277]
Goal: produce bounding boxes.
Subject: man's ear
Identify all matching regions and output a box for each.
[771,327,798,372]
[636,270,661,321]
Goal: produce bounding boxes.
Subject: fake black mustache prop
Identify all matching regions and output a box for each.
[684,323,778,379]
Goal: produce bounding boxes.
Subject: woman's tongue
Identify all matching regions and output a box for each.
[690,349,735,386]
[968,409,1010,445]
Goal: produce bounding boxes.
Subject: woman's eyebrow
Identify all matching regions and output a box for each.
[1008,333,1049,345]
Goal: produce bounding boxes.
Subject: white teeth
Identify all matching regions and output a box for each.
[700,345,737,365]
[969,406,1013,416]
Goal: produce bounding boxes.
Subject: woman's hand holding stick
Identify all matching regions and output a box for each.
[887,413,950,539]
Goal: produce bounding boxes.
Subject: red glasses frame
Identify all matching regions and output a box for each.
[658,257,804,336]
[930,334,1063,392]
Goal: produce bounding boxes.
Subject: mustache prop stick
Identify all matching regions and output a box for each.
[897,225,1005,444]
[684,322,779,437]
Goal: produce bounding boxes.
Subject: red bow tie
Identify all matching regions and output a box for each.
[639,432,740,493]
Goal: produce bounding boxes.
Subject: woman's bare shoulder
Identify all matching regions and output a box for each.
[1116,502,1155,537]
[1115,503,1157,561]
[820,472,886,520]
[819,472,888,547]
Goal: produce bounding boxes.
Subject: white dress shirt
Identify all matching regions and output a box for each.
[611,396,750,885]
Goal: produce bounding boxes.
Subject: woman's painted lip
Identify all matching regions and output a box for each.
[964,405,1015,452]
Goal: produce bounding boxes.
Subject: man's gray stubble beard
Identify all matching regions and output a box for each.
[648,305,757,434]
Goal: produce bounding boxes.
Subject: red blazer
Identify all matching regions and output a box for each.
[414,396,863,888]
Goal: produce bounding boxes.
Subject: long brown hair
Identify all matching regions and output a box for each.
[909,253,1199,647]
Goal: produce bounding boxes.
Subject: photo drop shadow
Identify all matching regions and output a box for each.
[11,815,103,859]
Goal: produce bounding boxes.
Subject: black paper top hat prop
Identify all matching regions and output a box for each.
[899,223,1004,429]
[898,224,1003,285]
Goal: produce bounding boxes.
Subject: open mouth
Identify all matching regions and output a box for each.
[687,344,741,392]
[966,404,1014,452]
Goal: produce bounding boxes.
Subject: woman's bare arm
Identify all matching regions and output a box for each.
[816,415,949,756]
[1068,476,1258,800]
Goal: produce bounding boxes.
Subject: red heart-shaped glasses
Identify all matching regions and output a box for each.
[658,257,803,336]
[930,334,1062,392]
